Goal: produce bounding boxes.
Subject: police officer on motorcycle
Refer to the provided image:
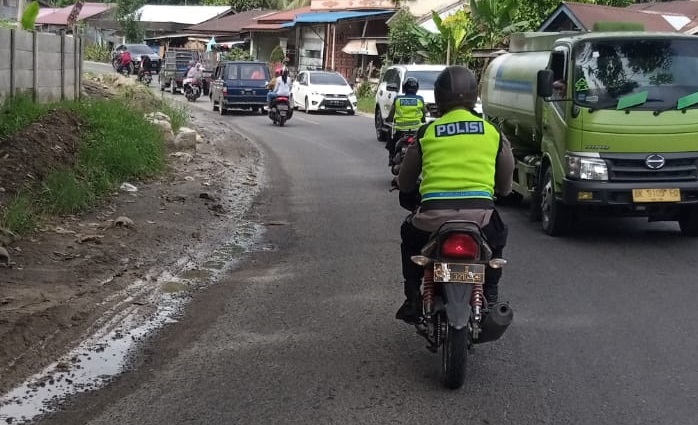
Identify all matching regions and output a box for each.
[395,65,515,325]
[385,77,427,166]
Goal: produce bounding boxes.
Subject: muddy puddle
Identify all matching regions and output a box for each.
[0,143,273,424]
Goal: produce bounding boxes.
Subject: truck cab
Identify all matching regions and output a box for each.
[482,31,698,236]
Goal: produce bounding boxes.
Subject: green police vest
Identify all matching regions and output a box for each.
[394,95,425,131]
[419,109,500,202]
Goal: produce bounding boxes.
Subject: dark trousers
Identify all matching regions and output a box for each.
[400,209,508,301]
[386,130,411,163]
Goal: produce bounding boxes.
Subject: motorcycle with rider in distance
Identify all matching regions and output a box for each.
[183,77,203,102]
[394,187,514,389]
[138,70,152,86]
[269,96,293,126]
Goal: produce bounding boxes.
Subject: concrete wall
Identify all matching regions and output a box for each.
[0,28,82,103]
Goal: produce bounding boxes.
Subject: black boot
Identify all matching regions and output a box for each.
[396,293,422,324]
[484,286,498,309]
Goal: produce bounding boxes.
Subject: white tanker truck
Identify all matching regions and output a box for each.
[481,31,698,236]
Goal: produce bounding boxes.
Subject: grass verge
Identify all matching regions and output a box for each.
[1,96,167,233]
[357,97,374,114]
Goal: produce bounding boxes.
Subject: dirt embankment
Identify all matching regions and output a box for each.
[0,80,262,395]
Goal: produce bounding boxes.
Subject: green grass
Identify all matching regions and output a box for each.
[357,97,375,114]
[0,193,37,234]
[40,170,94,215]
[159,100,190,133]
[0,95,50,138]
[0,97,167,234]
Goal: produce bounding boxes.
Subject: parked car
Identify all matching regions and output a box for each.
[373,64,482,141]
[112,44,161,74]
[159,48,201,95]
[291,70,357,115]
[210,61,270,115]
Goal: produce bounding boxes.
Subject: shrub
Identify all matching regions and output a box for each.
[84,43,113,63]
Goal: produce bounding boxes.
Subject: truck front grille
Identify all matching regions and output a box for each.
[604,153,698,182]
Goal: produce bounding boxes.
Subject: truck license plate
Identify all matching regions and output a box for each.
[632,188,681,203]
[433,263,485,284]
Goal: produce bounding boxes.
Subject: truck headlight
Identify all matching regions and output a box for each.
[566,155,608,181]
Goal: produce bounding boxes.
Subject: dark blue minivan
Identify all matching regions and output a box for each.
[210,61,271,115]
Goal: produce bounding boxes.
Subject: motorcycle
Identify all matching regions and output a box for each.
[269,96,293,127]
[390,130,418,176]
[139,70,152,86]
[183,77,202,102]
[409,219,514,389]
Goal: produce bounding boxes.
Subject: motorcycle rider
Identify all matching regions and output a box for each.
[385,77,427,166]
[183,62,203,94]
[395,65,515,325]
[117,50,132,74]
[137,54,152,82]
[266,67,282,106]
[268,67,291,110]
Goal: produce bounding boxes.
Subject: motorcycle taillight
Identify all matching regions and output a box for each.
[441,234,479,258]
[407,136,415,144]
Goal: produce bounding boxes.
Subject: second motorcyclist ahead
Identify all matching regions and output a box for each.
[385,77,427,167]
[395,65,515,325]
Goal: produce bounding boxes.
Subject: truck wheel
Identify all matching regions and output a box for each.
[679,207,698,236]
[540,168,571,236]
[375,106,388,142]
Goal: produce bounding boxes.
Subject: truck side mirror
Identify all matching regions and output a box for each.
[537,70,554,98]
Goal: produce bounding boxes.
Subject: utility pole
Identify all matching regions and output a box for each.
[17,0,26,23]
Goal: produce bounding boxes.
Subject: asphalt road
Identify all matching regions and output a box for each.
[42,65,698,425]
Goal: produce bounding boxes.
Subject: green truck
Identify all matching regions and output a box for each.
[481,30,698,236]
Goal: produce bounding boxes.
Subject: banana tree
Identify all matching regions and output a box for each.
[413,10,482,65]
[469,0,527,49]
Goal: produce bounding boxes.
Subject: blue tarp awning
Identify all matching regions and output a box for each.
[281,10,394,27]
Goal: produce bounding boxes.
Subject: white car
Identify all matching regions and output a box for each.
[292,71,358,115]
[374,64,483,141]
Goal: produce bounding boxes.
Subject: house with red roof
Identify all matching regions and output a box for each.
[238,1,396,81]
[538,1,693,33]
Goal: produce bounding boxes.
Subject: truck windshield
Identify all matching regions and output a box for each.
[405,71,440,90]
[572,38,698,110]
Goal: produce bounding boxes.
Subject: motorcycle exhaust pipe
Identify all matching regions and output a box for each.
[474,302,513,344]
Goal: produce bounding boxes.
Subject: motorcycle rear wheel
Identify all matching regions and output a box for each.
[442,323,468,389]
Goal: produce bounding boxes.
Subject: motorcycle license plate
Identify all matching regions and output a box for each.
[277,105,289,111]
[433,263,485,284]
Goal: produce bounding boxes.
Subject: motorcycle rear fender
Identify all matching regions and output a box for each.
[442,283,473,330]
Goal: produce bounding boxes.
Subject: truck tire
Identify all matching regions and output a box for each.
[375,106,388,142]
[541,167,571,236]
[679,207,698,236]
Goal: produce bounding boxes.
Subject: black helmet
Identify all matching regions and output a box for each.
[434,66,478,114]
[402,77,419,94]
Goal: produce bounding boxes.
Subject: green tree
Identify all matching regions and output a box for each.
[387,9,422,63]
[115,0,146,42]
[20,1,40,31]
[469,0,526,49]
[200,0,309,10]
